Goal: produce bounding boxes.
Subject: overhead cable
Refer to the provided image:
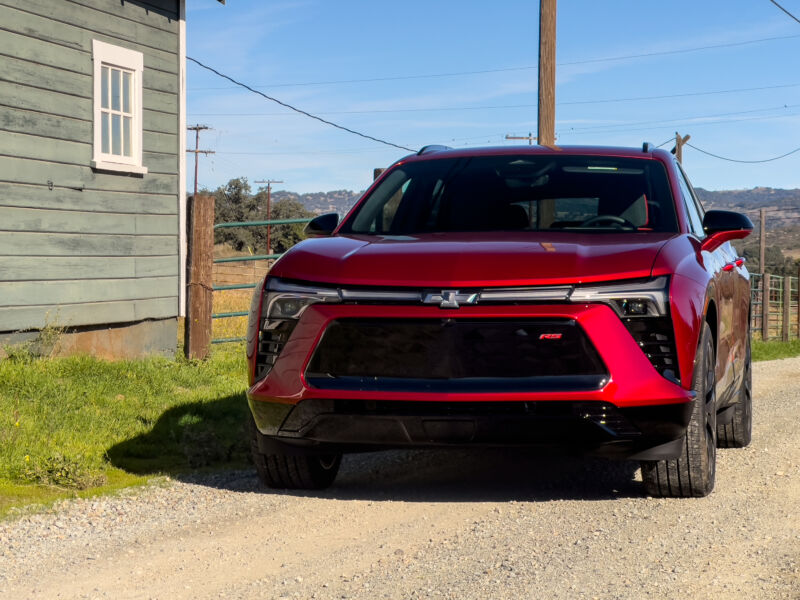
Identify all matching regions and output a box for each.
[561,103,800,133]
[188,83,800,119]
[768,0,800,24]
[685,142,800,163]
[186,56,414,152]
[188,33,800,91]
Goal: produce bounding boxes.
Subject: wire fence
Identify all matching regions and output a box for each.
[210,217,311,344]
[751,273,800,341]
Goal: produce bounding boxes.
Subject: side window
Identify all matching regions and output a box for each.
[92,40,147,174]
[676,168,704,237]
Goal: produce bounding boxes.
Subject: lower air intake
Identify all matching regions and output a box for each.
[305,318,608,393]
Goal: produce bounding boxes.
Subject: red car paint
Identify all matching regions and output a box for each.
[246,145,751,460]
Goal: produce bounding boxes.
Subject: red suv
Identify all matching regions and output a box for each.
[245,144,753,497]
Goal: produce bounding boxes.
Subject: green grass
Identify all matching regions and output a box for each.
[0,343,249,517]
[752,338,800,362]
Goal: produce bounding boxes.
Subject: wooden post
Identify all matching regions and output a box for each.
[762,273,771,342]
[673,132,691,164]
[783,275,791,342]
[184,194,215,360]
[373,168,385,181]
[759,208,766,274]
[537,0,556,146]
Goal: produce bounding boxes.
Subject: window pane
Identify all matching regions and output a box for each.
[122,71,131,114]
[123,116,131,156]
[101,66,109,109]
[111,68,120,111]
[101,112,110,154]
[111,113,121,155]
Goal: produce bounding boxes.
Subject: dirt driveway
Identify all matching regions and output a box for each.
[1,358,798,599]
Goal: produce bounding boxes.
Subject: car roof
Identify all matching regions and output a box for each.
[397,144,675,164]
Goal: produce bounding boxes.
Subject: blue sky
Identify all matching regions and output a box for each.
[186,1,800,194]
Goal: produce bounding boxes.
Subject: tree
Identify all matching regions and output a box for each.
[267,198,314,254]
[213,178,256,251]
[740,237,800,276]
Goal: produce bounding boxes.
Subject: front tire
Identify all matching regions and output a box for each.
[641,322,717,498]
[717,335,752,448]
[248,416,341,490]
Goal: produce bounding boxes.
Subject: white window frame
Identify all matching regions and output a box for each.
[91,40,147,174]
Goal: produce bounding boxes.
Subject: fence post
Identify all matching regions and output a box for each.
[761,273,770,342]
[184,194,215,360]
[783,275,791,342]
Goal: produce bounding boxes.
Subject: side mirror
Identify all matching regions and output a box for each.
[700,210,753,252]
[304,212,339,237]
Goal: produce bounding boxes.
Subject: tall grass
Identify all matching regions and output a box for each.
[212,289,252,341]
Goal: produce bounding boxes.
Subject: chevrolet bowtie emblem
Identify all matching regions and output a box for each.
[423,290,478,309]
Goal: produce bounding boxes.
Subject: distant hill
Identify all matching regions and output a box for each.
[274,186,800,226]
[694,187,800,231]
[272,186,799,259]
[272,190,362,217]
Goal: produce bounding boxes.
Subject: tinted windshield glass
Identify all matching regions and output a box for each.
[342,155,678,234]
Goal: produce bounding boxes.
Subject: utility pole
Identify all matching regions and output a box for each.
[538,0,557,146]
[673,132,691,164]
[186,125,214,198]
[759,207,767,274]
[505,133,537,145]
[255,179,284,253]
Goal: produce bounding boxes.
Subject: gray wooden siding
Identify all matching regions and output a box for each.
[0,0,181,332]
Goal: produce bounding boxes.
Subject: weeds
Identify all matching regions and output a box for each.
[0,344,249,513]
[752,339,800,362]
[19,453,106,490]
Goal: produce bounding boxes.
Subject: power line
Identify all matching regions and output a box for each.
[187,82,800,119]
[768,0,800,24]
[188,33,800,91]
[559,111,800,137]
[186,56,414,153]
[558,32,800,65]
[560,103,800,133]
[685,142,800,163]
[559,82,800,106]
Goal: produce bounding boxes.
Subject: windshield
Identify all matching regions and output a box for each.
[341,154,678,235]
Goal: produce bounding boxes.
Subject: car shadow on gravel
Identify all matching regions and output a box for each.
[315,449,643,502]
[174,448,644,502]
[106,397,643,501]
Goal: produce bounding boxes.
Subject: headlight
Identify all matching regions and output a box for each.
[570,277,677,382]
[569,276,669,317]
[264,279,340,322]
[252,279,341,383]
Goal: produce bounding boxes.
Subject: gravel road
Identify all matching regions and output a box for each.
[1,357,798,600]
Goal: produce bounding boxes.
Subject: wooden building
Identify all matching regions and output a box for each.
[0,0,192,357]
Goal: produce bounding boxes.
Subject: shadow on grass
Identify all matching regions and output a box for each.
[108,394,644,502]
[106,392,251,476]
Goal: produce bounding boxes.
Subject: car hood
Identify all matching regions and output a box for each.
[270,232,677,288]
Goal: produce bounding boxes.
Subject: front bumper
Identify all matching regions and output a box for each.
[247,303,694,459]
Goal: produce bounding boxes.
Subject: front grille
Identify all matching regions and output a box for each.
[305,318,608,393]
[254,319,296,382]
[622,317,679,382]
